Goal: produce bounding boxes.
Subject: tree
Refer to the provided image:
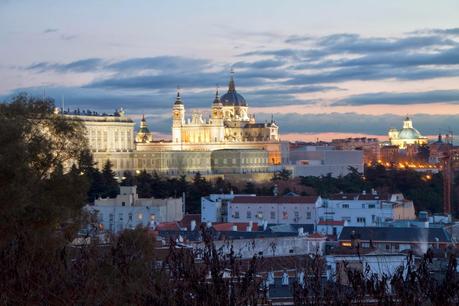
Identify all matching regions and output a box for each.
[0,94,90,302]
[78,149,104,202]
[121,170,136,186]
[101,159,120,198]
[243,182,256,194]
[272,168,292,181]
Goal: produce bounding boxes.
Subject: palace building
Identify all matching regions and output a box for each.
[63,74,282,178]
[388,117,428,149]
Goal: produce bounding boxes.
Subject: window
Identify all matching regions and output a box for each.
[342,204,349,208]
[368,204,375,209]
[357,217,366,223]
[282,211,288,219]
[234,211,240,219]
[362,204,366,209]
[342,216,351,222]
[247,211,252,219]
[306,212,311,219]
[256,212,263,219]
[270,211,276,219]
[128,213,133,221]
[119,213,123,221]
[294,211,299,218]
[99,213,104,222]
[109,214,114,223]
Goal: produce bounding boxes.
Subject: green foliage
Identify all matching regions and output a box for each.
[0,93,89,238]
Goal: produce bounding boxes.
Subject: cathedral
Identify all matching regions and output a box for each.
[170,74,279,145]
[64,73,282,178]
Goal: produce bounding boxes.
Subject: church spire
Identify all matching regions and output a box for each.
[228,68,236,93]
[174,86,183,105]
[213,85,221,104]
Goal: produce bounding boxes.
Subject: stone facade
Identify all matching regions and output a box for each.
[62,75,281,177]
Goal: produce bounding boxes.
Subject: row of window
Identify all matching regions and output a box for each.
[213,157,267,165]
[233,211,312,220]
[340,203,377,209]
[102,212,156,222]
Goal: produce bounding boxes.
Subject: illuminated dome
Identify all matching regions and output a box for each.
[220,75,247,107]
[398,127,422,140]
[398,117,423,139]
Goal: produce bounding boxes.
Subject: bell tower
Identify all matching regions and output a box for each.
[211,87,223,120]
[210,87,225,143]
[172,88,185,143]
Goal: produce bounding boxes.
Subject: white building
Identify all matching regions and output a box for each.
[201,193,256,223]
[325,252,408,285]
[86,186,184,233]
[317,192,416,228]
[288,145,363,177]
[193,235,326,260]
[228,196,322,225]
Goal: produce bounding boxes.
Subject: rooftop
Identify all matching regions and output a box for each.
[339,226,451,243]
[231,195,319,204]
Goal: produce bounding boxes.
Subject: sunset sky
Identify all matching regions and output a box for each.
[1,0,459,141]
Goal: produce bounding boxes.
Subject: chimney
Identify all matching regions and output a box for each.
[190,220,196,231]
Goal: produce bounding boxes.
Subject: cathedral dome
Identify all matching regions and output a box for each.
[220,74,247,107]
[398,127,422,140]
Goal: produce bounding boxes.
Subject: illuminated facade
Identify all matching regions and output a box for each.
[388,117,428,149]
[166,74,281,164]
[64,109,135,172]
[63,74,281,177]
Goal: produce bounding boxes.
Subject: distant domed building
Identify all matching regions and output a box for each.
[388,117,428,149]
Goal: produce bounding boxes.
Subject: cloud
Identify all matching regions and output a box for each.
[27,58,104,73]
[233,59,286,69]
[106,56,210,73]
[285,35,312,44]
[257,112,459,136]
[60,34,78,41]
[333,90,459,106]
[43,28,58,34]
[15,27,459,115]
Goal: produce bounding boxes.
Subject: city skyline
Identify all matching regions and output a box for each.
[1,0,459,140]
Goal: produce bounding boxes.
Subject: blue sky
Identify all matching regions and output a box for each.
[1,0,459,140]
